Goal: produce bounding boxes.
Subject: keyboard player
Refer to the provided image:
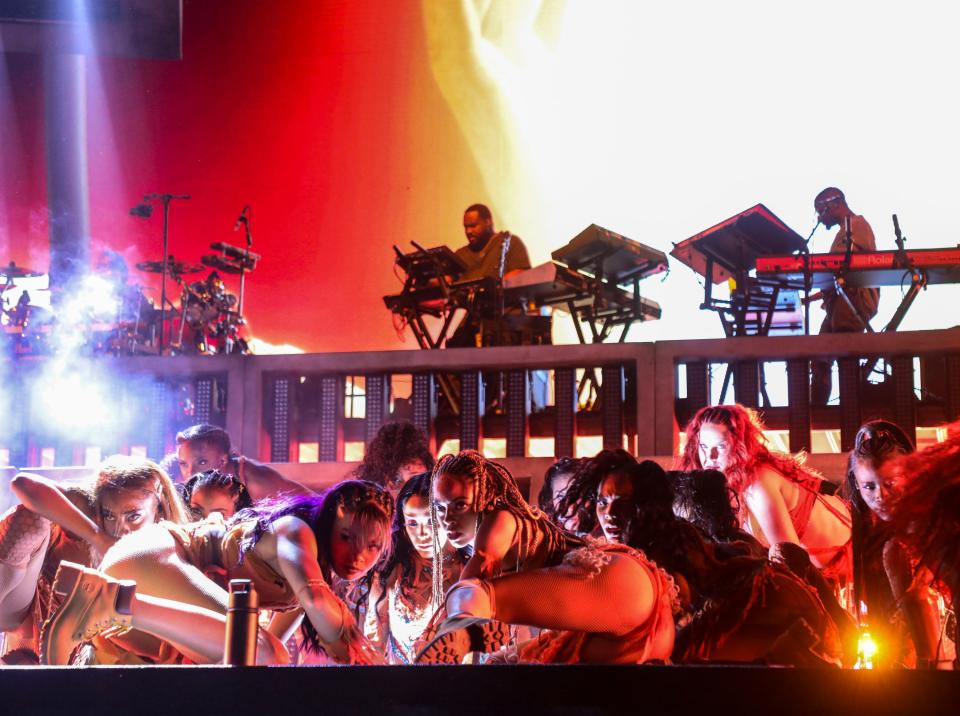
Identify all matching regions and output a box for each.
[447,203,537,348]
[810,187,880,404]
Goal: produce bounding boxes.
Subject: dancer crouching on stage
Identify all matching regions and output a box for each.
[39,480,393,665]
[417,450,675,664]
[364,474,465,663]
[352,421,435,495]
[176,424,312,500]
[678,405,852,578]
[1,456,188,664]
[536,457,585,529]
[181,469,254,520]
[562,458,850,664]
[552,449,636,536]
[880,421,960,668]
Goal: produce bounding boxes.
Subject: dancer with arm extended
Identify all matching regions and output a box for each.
[1,456,187,664]
[40,480,393,666]
[176,424,312,501]
[418,450,675,664]
[677,405,852,577]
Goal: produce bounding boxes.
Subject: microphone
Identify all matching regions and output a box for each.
[233,205,250,232]
[129,204,153,219]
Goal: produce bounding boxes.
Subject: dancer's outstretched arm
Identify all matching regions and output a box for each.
[267,609,304,644]
[271,515,379,663]
[236,457,314,501]
[272,516,345,642]
[10,474,112,555]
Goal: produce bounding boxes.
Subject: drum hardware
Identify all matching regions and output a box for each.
[135,258,205,276]
[200,254,245,274]
[130,192,192,354]
[218,206,260,319]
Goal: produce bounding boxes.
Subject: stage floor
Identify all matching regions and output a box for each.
[2,663,958,715]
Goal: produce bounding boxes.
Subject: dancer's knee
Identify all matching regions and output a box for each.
[0,505,51,567]
[101,524,177,581]
[601,555,655,634]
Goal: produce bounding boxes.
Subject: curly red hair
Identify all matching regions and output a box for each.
[676,404,817,501]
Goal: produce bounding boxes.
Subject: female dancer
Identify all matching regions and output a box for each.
[678,404,852,576]
[420,450,675,664]
[854,421,955,667]
[554,449,636,536]
[887,422,960,668]
[364,473,464,663]
[670,469,766,559]
[40,480,393,665]
[352,421,435,493]
[181,469,254,520]
[536,457,584,527]
[1,456,187,663]
[616,460,849,665]
[176,423,311,501]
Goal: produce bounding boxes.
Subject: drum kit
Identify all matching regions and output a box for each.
[134,240,258,356]
[1,240,259,358]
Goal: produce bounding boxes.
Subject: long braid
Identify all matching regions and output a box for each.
[430,479,444,614]
[431,451,580,586]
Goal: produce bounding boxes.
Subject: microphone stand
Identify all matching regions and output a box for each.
[801,220,819,336]
[143,193,191,354]
[238,214,253,318]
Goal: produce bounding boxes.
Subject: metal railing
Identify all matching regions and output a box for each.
[3,328,959,467]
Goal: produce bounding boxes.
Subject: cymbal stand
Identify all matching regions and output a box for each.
[142,193,191,354]
[237,210,253,318]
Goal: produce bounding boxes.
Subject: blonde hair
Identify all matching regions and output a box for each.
[94,455,190,525]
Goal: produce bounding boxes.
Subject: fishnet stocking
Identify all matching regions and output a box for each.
[491,550,654,636]
[0,506,51,567]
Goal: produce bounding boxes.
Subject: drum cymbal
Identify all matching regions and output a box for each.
[136,259,204,275]
[1,261,43,278]
[200,254,244,275]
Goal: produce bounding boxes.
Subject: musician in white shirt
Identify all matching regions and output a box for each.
[810,187,880,404]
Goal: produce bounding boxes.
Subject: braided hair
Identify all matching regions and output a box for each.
[181,468,253,520]
[555,449,636,535]
[429,450,580,606]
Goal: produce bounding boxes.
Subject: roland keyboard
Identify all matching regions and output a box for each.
[755,247,960,289]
